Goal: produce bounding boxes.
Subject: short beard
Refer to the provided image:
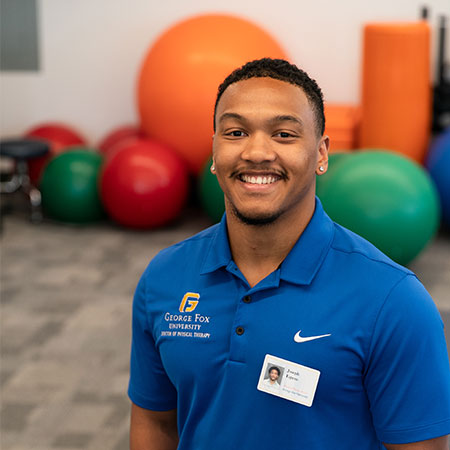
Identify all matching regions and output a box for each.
[231,203,282,226]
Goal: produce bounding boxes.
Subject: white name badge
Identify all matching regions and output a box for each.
[257,354,321,407]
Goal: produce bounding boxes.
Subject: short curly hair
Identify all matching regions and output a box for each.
[213,58,325,136]
[268,366,281,376]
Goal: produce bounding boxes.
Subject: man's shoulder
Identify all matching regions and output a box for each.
[329,221,413,278]
[144,223,220,275]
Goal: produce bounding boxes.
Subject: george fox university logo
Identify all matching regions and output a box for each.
[179,292,200,313]
[160,292,211,340]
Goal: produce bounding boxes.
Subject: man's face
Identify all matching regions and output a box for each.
[269,369,279,382]
[212,77,328,226]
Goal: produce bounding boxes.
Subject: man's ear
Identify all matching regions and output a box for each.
[316,135,329,175]
[210,133,216,173]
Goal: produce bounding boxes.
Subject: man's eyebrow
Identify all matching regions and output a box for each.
[269,115,304,128]
[218,112,245,123]
[218,113,303,126]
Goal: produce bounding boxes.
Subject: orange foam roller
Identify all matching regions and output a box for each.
[359,22,431,163]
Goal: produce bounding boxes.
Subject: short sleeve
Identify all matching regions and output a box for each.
[128,272,177,411]
[364,273,450,444]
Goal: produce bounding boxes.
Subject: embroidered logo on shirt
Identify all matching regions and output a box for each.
[160,292,211,340]
[179,292,200,312]
[294,330,331,343]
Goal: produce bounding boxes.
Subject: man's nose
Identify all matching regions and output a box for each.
[240,133,276,163]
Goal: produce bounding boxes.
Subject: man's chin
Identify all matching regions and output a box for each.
[231,206,281,226]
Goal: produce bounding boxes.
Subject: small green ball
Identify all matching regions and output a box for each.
[41,148,104,223]
[198,158,225,223]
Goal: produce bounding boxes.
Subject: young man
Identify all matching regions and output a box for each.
[128,58,450,449]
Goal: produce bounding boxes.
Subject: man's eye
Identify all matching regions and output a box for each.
[276,132,293,138]
[226,130,246,137]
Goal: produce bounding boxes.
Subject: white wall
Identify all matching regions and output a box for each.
[1,0,448,144]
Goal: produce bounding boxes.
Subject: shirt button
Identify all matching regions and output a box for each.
[236,326,245,335]
[243,295,251,303]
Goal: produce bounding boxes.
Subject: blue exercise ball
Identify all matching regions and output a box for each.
[426,128,450,227]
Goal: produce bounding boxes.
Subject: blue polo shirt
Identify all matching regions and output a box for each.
[128,199,450,449]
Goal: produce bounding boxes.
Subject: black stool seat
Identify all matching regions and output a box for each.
[0,138,49,160]
[0,138,50,223]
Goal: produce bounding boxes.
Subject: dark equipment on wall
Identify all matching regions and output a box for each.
[432,15,450,132]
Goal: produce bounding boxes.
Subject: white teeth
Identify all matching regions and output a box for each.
[241,175,278,185]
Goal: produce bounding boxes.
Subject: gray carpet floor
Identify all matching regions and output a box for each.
[1,201,449,450]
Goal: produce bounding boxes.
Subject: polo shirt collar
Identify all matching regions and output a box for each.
[200,198,334,285]
[200,214,232,274]
[280,198,334,285]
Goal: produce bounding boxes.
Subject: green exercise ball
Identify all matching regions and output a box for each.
[199,158,225,223]
[41,148,104,223]
[317,150,440,265]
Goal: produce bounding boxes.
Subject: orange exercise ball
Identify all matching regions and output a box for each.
[137,14,288,174]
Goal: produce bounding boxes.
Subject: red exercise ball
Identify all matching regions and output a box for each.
[97,125,145,156]
[25,122,87,184]
[100,138,189,229]
[137,14,287,174]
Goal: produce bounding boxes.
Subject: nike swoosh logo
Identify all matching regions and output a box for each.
[294,330,331,343]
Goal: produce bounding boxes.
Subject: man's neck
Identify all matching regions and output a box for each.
[226,197,316,288]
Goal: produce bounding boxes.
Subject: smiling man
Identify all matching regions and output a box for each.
[128,58,450,450]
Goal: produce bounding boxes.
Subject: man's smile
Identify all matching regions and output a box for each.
[238,173,282,185]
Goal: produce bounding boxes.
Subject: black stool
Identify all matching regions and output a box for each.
[0,138,50,222]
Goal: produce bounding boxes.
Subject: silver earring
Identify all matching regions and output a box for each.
[318,166,324,172]
[210,164,215,172]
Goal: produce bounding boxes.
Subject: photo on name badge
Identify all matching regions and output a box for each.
[262,363,285,389]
